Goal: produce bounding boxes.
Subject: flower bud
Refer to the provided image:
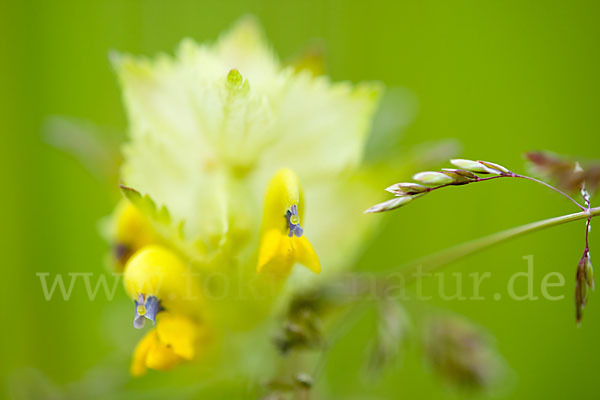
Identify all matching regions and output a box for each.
[413,171,455,186]
[385,182,428,196]
[478,160,510,174]
[575,251,593,323]
[441,168,478,180]
[580,278,588,302]
[226,68,244,89]
[364,196,413,213]
[441,169,476,184]
[450,159,505,174]
[585,253,594,289]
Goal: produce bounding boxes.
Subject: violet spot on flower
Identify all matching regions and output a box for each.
[133,294,161,329]
[286,204,303,238]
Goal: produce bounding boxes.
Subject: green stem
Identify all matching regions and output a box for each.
[396,206,600,281]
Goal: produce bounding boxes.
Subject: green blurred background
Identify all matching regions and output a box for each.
[2,0,600,399]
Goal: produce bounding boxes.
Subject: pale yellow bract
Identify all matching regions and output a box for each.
[110,16,382,376]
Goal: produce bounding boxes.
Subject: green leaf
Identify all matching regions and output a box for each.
[119,184,181,241]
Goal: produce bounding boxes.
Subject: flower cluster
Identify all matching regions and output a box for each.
[107,17,382,376]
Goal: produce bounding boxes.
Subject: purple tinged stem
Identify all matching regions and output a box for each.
[423,172,586,210]
[511,174,586,210]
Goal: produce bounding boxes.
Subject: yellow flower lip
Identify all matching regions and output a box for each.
[131,328,182,377]
[130,312,207,376]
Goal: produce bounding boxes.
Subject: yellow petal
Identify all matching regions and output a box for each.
[257,231,320,275]
[112,199,156,267]
[294,235,321,274]
[130,329,182,376]
[123,245,202,313]
[156,312,203,360]
[145,337,182,372]
[114,199,155,246]
[130,329,155,376]
[257,229,285,273]
[261,168,304,233]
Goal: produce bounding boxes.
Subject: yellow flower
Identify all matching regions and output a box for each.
[125,246,207,376]
[257,169,320,276]
[130,312,205,376]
